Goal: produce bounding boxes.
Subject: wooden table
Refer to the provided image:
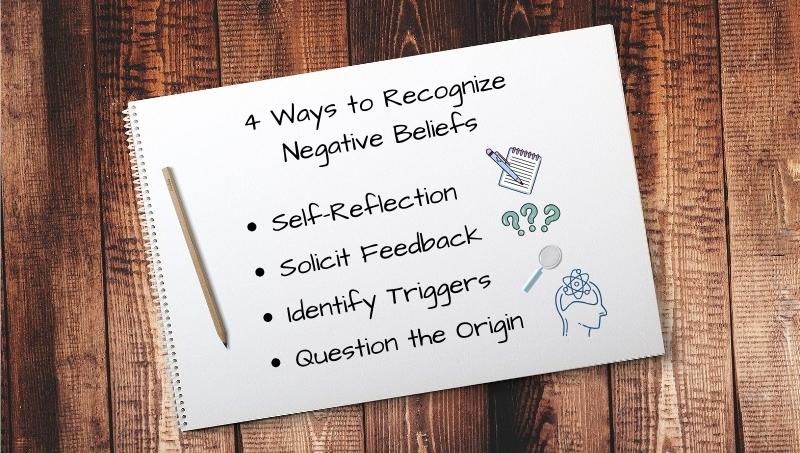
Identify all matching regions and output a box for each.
[2,1,798,451]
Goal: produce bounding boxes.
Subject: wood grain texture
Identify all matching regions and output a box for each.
[476,2,611,452]
[216,2,363,451]
[2,171,9,453]
[3,2,797,451]
[349,0,477,63]
[93,0,235,450]
[349,2,489,452]
[477,0,593,42]
[233,405,364,453]
[1,1,110,451]
[596,0,736,451]
[490,367,610,452]
[718,1,800,450]
[217,0,349,85]
[363,387,489,453]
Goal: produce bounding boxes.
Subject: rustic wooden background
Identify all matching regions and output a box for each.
[2,0,799,451]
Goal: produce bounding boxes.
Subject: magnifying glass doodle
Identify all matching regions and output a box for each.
[522,245,563,293]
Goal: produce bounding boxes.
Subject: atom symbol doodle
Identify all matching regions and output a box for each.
[562,269,591,298]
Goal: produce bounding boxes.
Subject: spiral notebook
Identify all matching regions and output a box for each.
[125,25,664,430]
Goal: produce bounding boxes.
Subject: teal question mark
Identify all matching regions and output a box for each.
[502,211,524,236]
[520,203,538,232]
[541,204,561,232]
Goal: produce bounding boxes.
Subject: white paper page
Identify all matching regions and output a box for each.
[129,25,664,430]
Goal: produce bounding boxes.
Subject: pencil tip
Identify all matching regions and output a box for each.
[223,341,228,348]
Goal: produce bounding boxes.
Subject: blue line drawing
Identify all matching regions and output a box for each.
[554,269,606,337]
[522,245,562,293]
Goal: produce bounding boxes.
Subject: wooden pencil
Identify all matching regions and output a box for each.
[162,167,228,347]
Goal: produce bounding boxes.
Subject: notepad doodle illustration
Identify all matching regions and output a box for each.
[555,269,606,337]
[488,147,541,194]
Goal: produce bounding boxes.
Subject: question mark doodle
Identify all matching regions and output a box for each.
[541,204,561,232]
[502,211,524,236]
[520,203,538,232]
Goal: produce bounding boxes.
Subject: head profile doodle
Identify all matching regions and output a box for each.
[554,269,606,337]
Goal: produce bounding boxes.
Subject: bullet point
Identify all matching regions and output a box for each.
[255,268,265,277]
[247,222,257,231]
[263,313,273,322]
[271,358,281,367]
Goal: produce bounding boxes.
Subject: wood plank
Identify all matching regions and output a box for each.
[363,387,489,453]
[1,2,111,451]
[93,1,235,450]
[232,405,363,453]
[348,2,489,452]
[476,0,593,41]
[490,367,609,452]
[475,2,611,451]
[2,177,10,453]
[2,131,9,453]
[349,0,477,63]
[1,26,7,444]
[215,2,362,451]
[595,0,737,450]
[718,2,800,451]
[217,0,349,85]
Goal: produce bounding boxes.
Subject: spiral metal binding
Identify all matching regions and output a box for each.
[124,105,188,428]
[509,147,541,160]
